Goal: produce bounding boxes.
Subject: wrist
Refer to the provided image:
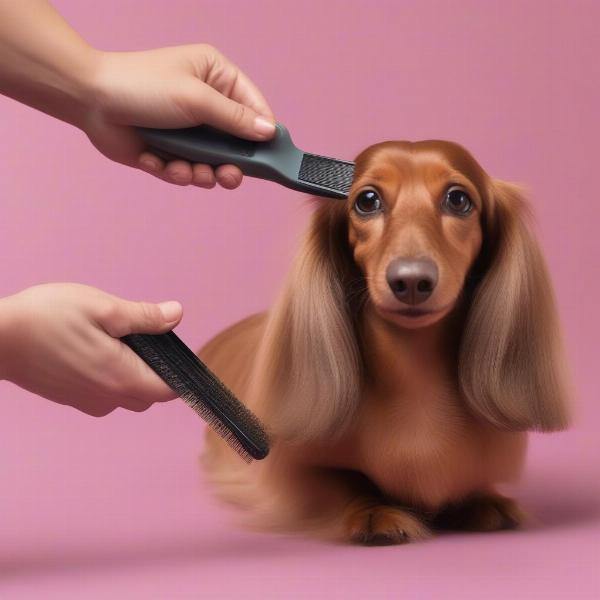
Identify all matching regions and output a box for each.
[74,50,126,136]
[58,45,104,130]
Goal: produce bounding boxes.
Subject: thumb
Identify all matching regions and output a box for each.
[191,82,276,141]
[104,299,183,337]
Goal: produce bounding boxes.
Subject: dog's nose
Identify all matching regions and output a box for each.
[385,257,438,305]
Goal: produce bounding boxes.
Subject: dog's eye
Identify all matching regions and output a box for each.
[443,186,473,216]
[354,190,382,216]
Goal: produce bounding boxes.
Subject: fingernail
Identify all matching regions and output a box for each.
[254,116,276,136]
[140,159,159,172]
[158,301,182,322]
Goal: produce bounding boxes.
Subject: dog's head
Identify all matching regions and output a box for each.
[258,141,571,440]
[348,141,487,329]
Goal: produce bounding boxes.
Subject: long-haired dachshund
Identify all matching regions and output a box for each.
[199,140,571,544]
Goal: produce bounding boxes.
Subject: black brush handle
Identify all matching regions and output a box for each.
[121,331,269,460]
[138,125,261,172]
[137,122,303,182]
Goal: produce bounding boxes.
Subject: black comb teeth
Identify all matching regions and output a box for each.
[122,332,270,462]
[298,153,355,196]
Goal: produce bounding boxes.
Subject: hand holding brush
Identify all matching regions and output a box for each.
[0,283,270,461]
[0,283,183,416]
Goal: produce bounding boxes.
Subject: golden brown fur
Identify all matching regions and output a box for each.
[199,141,570,544]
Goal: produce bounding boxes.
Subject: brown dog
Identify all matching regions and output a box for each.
[199,140,571,544]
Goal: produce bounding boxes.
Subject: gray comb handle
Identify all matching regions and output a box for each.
[137,123,353,199]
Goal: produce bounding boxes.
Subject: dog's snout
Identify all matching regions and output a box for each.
[385,257,438,305]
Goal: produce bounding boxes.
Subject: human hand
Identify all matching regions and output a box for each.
[0,4,276,188]
[84,44,276,189]
[0,283,183,416]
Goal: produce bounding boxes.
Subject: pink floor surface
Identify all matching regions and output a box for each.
[1,386,598,600]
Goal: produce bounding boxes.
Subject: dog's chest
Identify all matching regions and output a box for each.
[354,385,526,510]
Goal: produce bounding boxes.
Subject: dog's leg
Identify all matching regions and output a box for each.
[264,466,430,545]
[342,496,432,545]
[305,470,429,545]
[434,490,526,532]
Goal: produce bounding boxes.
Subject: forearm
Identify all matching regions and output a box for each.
[0,0,98,128]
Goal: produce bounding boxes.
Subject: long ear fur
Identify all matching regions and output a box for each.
[253,202,362,441]
[459,181,571,431]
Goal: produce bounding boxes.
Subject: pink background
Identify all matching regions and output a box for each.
[1,0,598,598]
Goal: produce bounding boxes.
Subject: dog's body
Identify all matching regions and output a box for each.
[199,141,570,544]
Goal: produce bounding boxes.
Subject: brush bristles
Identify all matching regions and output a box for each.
[121,332,270,462]
[181,390,253,463]
[298,153,355,195]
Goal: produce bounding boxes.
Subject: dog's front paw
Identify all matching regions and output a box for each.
[436,493,526,532]
[344,503,431,546]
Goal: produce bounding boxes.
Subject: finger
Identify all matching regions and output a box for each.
[126,400,156,412]
[115,341,177,404]
[192,163,216,188]
[130,300,183,334]
[215,164,243,189]
[183,79,276,141]
[164,160,193,186]
[228,69,275,120]
[200,47,275,120]
[102,299,183,338]
[138,151,165,174]
[138,153,196,187]
[140,160,189,187]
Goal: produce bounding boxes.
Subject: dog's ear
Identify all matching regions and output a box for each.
[459,180,571,431]
[254,201,362,441]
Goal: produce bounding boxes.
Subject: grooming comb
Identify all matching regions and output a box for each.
[137,122,355,199]
[122,331,269,462]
